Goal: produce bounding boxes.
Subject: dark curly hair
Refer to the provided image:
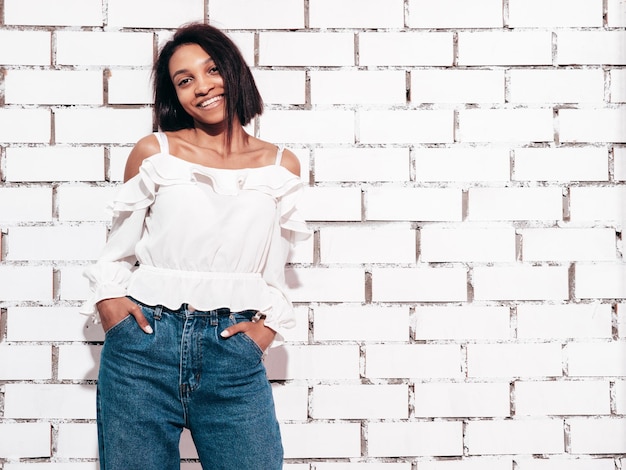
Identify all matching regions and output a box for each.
[153,23,263,144]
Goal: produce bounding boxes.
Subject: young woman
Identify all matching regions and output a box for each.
[81,22,308,470]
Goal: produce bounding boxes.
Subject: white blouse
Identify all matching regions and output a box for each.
[81,132,310,342]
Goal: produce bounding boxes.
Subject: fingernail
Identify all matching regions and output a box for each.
[220,330,230,338]
[144,325,154,334]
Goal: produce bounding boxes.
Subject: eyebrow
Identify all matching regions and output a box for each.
[171,58,215,80]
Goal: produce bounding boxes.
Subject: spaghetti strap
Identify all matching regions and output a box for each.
[275,146,284,166]
[153,132,170,155]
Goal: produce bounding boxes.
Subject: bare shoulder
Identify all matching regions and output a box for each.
[279,148,301,177]
[123,134,161,182]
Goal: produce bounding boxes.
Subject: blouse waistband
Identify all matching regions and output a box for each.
[136,264,263,280]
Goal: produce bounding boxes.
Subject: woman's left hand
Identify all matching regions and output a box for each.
[220,318,276,352]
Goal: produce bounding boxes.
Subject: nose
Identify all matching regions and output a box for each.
[194,76,213,96]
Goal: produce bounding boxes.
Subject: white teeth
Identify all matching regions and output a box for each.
[198,95,222,108]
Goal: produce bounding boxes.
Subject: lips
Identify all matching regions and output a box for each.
[197,95,224,108]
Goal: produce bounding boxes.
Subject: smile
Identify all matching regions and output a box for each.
[197,95,224,108]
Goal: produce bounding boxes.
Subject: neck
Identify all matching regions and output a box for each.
[186,121,249,157]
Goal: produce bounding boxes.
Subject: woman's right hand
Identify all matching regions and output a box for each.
[97,297,153,334]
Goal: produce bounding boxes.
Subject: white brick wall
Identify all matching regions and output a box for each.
[1,0,624,468]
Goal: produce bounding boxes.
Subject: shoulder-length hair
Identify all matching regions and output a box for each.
[153,23,263,143]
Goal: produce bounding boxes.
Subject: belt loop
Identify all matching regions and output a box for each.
[154,305,162,321]
[210,310,218,326]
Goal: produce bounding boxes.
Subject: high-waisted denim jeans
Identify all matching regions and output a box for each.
[97,298,283,470]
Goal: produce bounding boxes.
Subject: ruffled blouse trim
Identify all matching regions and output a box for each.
[109,153,310,240]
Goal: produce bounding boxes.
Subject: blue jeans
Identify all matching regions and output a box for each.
[97,298,283,470]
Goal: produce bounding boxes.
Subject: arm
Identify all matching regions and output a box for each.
[82,135,160,333]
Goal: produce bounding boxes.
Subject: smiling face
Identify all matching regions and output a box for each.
[168,43,226,126]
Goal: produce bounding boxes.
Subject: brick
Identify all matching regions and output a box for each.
[108,0,203,27]
[360,110,454,144]
[4,0,102,25]
[414,382,510,418]
[311,0,403,28]
[372,267,467,302]
[619,303,626,338]
[359,32,454,66]
[0,187,52,222]
[517,304,612,340]
[465,419,564,455]
[365,344,463,379]
[320,226,415,264]
[58,265,92,301]
[420,227,515,263]
[259,33,354,66]
[265,345,360,380]
[367,188,463,222]
[56,31,154,66]
[5,70,102,105]
[515,458,616,470]
[0,30,50,65]
[368,421,463,457]
[575,262,626,299]
[408,0,502,28]
[109,146,133,181]
[311,71,405,105]
[281,423,361,458]
[107,69,153,105]
[253,70,306,105]
[299,187,361,221]
[58,344,101,380]
[560,109,626,143]
[510,69,604,104]
[0,345,52,380]
[58,185,119,221]
[0,423,51,458]
[222,32,255,66]
[260,110,354,144]
[615,147,626,181]
[209,0,304,28]
[607,0,626,26]
[56,108,153,144]
[414,306,510,341]
[4,464,98,470]
[473,265,569,301]
[569,187,626,222]
[317,465,412,470]
[0,108,50,143]
[411,69,505,104]
[468,187,563,221]
[521,228,616,262]
[312,384,408,419]
[558,31,626,65]
[509,0,602,27]
[415,148,510,182]
[611,69,626,103]
[568,417,626,453]
[314,306,409,342]
[279,306,309,343]
[5,146,104,182]
[515,380,610,416]
[286,267,364,302]
[5,384,96,419]
[458,31,552,66]
[467,343,563,378]
[565,341,626,376]
[7,225,106,261]
[180,428,199,459]
[272,384,308,421]
[0,266,52,301]
[6,306,103,342]
[458,109,553,143]
[418,459,512,470]
[56,423,98,458]
[615,380,626,414]
[513,147,608,182]
[314,147,409,182]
